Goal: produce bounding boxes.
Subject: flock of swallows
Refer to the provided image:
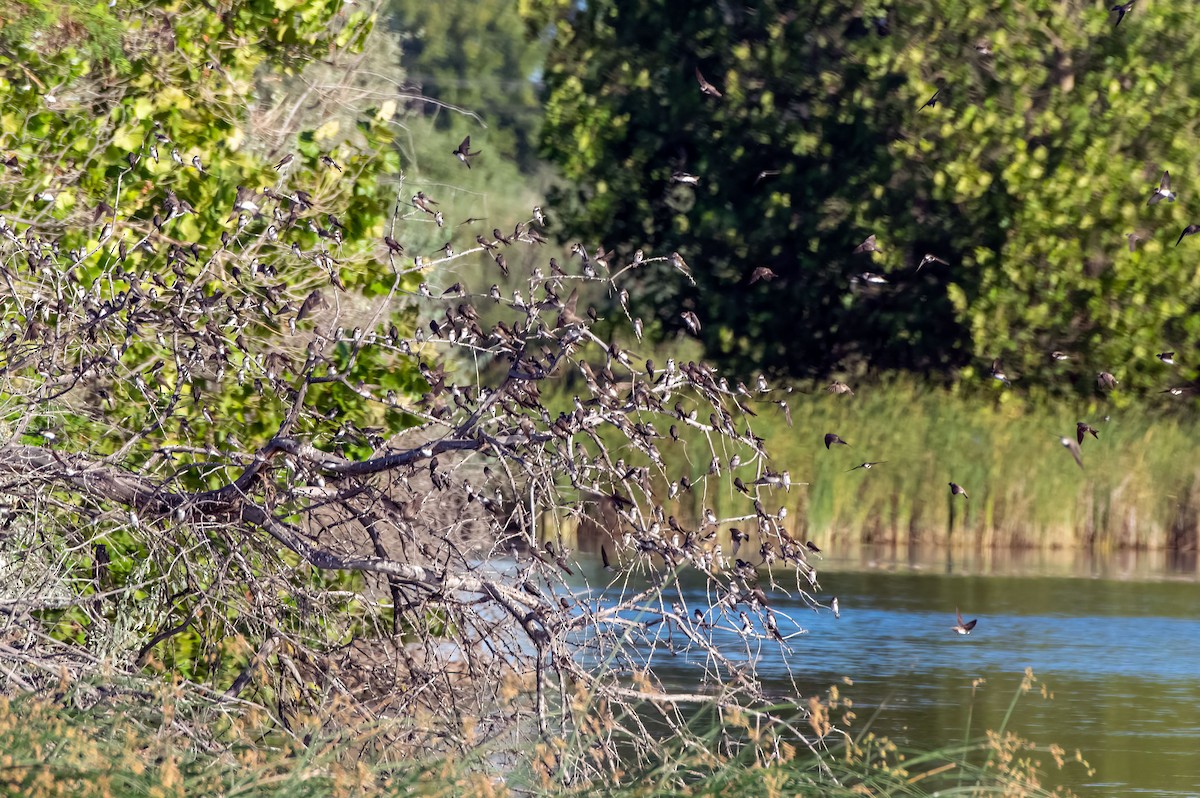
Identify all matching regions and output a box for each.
[7,8,1172,641]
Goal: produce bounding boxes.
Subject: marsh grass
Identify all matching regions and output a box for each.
[635,377,1200,550]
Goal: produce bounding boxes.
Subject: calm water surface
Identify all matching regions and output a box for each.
[582,545,1200,797]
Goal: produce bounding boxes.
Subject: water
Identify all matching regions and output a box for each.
[579,545,1200,797]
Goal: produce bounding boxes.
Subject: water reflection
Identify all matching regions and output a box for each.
[579,544,1200,797]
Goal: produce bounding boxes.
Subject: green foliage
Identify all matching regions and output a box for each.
[0,0,428,688]
[528,0,1200,395]
[390,0,549,169]
[0,0,418,458]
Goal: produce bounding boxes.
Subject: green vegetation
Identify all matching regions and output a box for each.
[0,0,416,456]
[654,377,1200,549]
[0,673,1083,798]
[527,0,1200,396]
[390,0,549,169]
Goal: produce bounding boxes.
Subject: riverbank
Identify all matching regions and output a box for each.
[0,679,1082,798]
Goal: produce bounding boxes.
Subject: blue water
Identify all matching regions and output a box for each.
[570,546,1200,796]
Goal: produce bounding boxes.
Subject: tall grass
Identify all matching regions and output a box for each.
[605,376,1200,550]
[0,676,1084,798]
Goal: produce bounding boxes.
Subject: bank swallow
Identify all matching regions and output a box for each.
[917,253,949,271]
[681,310,701,335]
[852,234,881,254]
[695,66,722,97]
[990,359,1011,386]
[1060,435,1084,468]
[452,136,480,168]
[749,266,777,283]
[1149,171,1175,205]
[951,608,977,635]
[1110,1,1135,25]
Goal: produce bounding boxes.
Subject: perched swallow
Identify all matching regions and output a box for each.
[827,380,854,396]
[951,608,977,635]
[669,251,695,284]
[805,540,822,555]
[921,90,940,109]
[1157,351,1176,365]
[191,155,205,173]
[949,482,969,499]
[452,136,480,168]
[1149,171,1175,205]
[824,433,850,449]
[273,153,294,171]
[412,192,438,214]
[544,541,574,576]
[917,253,949,271]
[383,235,404,254]
[695,66,722,97]
[671,171,700,185]
[1096,371,1118,390]
[601,544,615,572]
[1076,421,1099,445]
[990,359,1011,385]
[749,266,777,283]
[1177,225,1200,246]
[852,234,881,254]
[436,242,454,258]
[233,185,260,214]
[1060,435,1084,468]
[1110,0,1135,25]
[532,206,546,225]
[847,461,886,472]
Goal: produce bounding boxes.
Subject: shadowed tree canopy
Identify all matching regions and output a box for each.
[527,0,1200,396]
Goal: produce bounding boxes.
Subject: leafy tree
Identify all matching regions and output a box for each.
[390,0,548,169]
[0,1,846,774]
[526,0,1200,396]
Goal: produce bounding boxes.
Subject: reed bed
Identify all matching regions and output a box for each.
[588,377,1200,550]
